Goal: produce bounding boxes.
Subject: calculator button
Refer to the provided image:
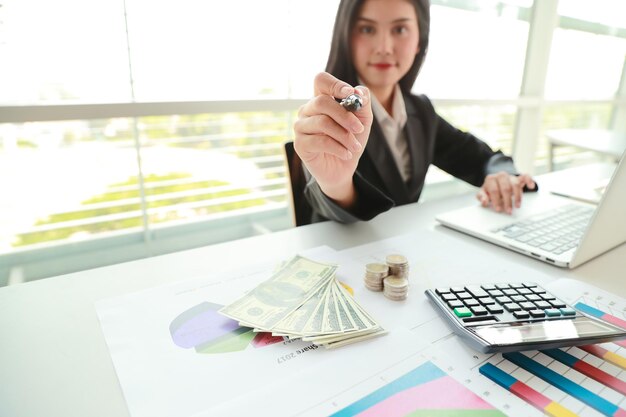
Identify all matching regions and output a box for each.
[503,303,522,312]
[464,299,480,307]
[435,288,452,295]
[523,283,538,288]
[454,307,472,318]
[457,292,472,299]
[526,294,542,302]
[448,300,464,309]
[520,301,536,310]
[529,310,546,318]
[560,308,576,316]
[509,283,525,289]
[513,311,530,319]
[441,293,457,301]
[503,289,518,296]
[541,294,556,301]
[478,297,496,305]
[544,308,561,317]
[531,287,546,294]
[535,301,552,309]
[481,284,497,291]
[495,284,511,289]
[465,286,489,298]
[486,305,504,314]
[470,306,488,316]
[488,289,504,297]
[450,286,465,293]
[517,288,532,295]
[495,296,512,304]
[550,300,567,308]
[511,295,527,303]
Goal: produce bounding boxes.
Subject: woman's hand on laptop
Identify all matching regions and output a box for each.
[477,173,536,214]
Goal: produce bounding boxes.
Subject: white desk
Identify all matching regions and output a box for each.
[546,129,626,171]
[1,163,624,417]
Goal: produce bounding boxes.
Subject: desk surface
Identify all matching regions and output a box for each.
[1,163,624,417]
[546,129,626,158]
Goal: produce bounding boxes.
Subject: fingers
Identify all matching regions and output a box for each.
[296,94,365,155]
[295,134,353,161]
[518,173,536,191]
[295,113,362,154]
[313,72,354,99]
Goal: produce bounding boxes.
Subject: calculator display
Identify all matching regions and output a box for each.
[473,317,618,345]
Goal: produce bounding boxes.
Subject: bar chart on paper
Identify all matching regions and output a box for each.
[478,299,626,417]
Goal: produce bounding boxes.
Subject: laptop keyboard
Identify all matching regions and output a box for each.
[492,203,594,255]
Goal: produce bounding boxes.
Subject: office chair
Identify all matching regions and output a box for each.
[283,141,313,227]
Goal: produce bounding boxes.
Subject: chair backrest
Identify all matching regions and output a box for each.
[283,141,313,227]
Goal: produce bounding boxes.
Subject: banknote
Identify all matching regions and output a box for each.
[219,255,337,329]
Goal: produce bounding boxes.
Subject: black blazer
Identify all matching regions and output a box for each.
[303,93,517,223]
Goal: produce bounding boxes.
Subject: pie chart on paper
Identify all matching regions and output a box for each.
[169,301,283,354]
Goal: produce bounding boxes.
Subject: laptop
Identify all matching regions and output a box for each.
[436,155,626,268]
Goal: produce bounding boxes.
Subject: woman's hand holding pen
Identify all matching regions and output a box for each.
[293,72,373,209]
[477,172,536,214]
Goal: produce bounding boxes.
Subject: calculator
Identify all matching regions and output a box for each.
[425,283,626,353]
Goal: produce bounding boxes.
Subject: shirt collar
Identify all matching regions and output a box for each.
[370,84,407,129]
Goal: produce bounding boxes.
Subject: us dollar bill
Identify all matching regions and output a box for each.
[219,255,336,330]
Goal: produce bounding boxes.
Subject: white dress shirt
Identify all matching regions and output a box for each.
[370,84,411,183]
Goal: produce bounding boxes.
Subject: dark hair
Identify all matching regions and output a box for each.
[325,0,430,93]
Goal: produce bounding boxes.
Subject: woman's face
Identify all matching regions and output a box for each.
[351,0,420,92]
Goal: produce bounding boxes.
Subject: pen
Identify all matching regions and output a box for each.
[339,94,363,112]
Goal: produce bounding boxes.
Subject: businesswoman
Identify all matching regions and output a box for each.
[293,0,535,224]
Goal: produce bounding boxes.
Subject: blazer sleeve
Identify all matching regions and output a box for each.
[302,168,395,223]
[432,113,518,187]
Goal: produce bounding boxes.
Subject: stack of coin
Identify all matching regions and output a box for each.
[386,254,409,279]
[383,275,409,301]
[364,263,389,291]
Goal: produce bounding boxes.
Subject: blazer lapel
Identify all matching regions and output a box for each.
[365,119,410,203]
[404,96,426,201]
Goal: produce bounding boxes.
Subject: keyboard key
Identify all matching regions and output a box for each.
[464,299,480,307]
[486,305,504,314]
[534,301,552,309]
[477,297,496,305]
[470,306,488,316]
[441,293,457,301]
[454,307,472,318]
[465,286,489,298]
[513,311,530,319]
[529,310,546,318]
[503,303,522,312]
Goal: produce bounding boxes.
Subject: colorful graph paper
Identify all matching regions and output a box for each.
[480,302,626,417]
[331,361,506,417]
